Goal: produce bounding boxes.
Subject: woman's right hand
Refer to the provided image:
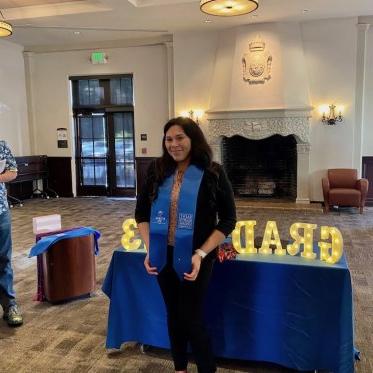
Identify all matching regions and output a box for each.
[144,253,158,275]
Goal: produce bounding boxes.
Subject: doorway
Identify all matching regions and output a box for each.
[71,75,135,197]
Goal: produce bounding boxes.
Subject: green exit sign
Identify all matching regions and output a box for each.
[90,52,108,64]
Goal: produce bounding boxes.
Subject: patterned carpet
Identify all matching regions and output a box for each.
[0,197,372,373]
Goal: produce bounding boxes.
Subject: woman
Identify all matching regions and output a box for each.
[135,117,236,373]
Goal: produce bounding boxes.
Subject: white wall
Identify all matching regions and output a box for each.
[362,26,373,156]
[301,18,358,200]
[173,31,219,117]
[174,24,311,114]
[0,40,30,155]
[209,23,310,110]
[27,44,169,158]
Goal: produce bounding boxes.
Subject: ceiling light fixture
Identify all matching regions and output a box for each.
[0,9,12,37]
[200,0,258,17]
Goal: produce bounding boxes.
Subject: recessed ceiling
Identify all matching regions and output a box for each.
[127,0,195,6]
[1,0,372,50]
[0,0,81,8]
[1,0,111,20]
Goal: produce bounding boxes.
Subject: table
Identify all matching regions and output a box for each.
[102,249,356,373]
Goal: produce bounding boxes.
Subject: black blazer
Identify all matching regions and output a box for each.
[135,161,237,260]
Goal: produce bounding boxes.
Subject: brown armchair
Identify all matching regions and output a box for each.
[322,169,369,213]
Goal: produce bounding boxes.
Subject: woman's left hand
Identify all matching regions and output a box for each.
[184,253,202,281]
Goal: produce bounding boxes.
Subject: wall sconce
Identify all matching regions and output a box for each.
[320,104,343,125]
[180,109,204,124]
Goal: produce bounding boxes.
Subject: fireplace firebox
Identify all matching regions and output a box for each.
[222,134,297,200]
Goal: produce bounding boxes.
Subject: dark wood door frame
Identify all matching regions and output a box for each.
[362,156,373,206]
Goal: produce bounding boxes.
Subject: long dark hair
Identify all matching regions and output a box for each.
[150,117,215,200]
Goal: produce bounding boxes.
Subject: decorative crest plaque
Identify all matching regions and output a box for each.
[242,37,272,83]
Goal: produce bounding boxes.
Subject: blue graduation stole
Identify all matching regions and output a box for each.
[150,165,204,280]
[29,227,101,258]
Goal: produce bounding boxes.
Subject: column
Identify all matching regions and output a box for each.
[164,42,174,119]
[296,142,311,203]
[354,23,370,176]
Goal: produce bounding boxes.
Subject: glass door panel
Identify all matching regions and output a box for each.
[112,112,135,190]
[76,113,108,194]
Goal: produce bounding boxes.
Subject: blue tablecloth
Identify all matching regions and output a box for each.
[102,249,356,373]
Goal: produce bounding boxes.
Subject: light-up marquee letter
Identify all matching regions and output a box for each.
[287,222,317,259]
[318,226,343,264]
[231,220,257,254]
[259,220,286,256]
[121,218,142,251]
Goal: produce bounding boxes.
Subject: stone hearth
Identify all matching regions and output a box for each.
[206,108,312,203]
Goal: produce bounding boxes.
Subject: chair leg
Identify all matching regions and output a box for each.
[324,204,329,213]
[360,206,363,214]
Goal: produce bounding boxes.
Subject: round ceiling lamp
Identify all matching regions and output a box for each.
[200,0,258,17]
[0,10,12,37]
[0,21,12,37]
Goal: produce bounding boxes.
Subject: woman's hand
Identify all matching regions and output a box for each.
[144,253,158,275]
[184,253,202,281]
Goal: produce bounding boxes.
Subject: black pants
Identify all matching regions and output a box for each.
[157,246,216,373]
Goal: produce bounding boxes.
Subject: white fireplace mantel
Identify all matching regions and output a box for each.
[206,107,313,144]
[206,107,312,203]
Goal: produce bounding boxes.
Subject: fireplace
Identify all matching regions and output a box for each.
[222,134,297,200]
[206,108,312,203]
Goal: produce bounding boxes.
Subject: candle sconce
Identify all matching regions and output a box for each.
[180,109,204,124]
[321,104,343,125]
